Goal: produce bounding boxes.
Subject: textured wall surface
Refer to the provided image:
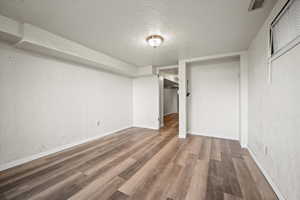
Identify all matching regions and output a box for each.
[248,0,300,199]
[0,42,133,166]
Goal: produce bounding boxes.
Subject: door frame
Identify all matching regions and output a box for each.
[178,51,248,148]
[156,65,179,128]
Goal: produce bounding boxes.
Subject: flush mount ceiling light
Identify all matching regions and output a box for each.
[146,35,164,48]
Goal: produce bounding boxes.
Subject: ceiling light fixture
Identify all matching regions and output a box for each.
[146,35,164,48]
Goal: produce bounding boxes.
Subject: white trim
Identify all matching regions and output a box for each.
[179,51,248,146]
[159,76,165,128]
[247,147,287,200]
[188,132,239,141]
[183,51,245,63]
[0,126,132,172]
[178,60,187,138]
[132,125,159,130]
[156,65,178,71]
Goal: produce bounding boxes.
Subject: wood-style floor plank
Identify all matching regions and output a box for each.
[185,159,209,200]
[242,153,278,200]
[118,137,179,196]
[210,138,221,161]
[166,153,197,200]
[68,158,135,200]
[108,191,129,200]
[0,128,143,183]
[198,137,212,161]
[233,157,262,200]
[224,193,242,200]
[0,114,278,200]
[221,153,242,197]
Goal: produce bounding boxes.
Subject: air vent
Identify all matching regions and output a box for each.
[248,0,265,11]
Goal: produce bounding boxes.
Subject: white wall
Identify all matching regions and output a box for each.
[248,0,300,199]
[0,42,133,167]
[187,57,240,140]
[164,88,178,116]
[132,76,159,129]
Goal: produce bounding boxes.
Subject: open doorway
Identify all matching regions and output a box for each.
[158,67,179,129]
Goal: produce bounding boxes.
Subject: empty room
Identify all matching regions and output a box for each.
[0,0,299,199]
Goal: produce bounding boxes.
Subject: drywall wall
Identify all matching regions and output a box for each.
[187,57,240,140]
[164,88,178,116]
[248,0,300,199]
[133,76,159,129]
[0,42,133,168]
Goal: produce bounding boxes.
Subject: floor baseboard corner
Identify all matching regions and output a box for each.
[188,131,238,141]
[0,125,132,172]
[246,146,287,200]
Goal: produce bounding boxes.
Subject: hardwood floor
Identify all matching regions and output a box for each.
[0,113,278,200]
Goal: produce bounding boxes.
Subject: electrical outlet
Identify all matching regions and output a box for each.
[97,121,101,126]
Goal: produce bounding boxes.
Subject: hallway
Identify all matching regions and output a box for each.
[0,114,277,200]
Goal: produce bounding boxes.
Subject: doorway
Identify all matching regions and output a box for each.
[158,67,179,129]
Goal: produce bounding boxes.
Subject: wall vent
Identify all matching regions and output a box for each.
[248,0,265,11]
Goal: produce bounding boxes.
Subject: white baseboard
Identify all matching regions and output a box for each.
[187,132,285,199]
[0,126,132,172]
[132,125,159,130]
[188,131,238,141]
[247,147,287,200]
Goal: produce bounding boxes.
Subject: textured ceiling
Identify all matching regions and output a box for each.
[0,0,277,67]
